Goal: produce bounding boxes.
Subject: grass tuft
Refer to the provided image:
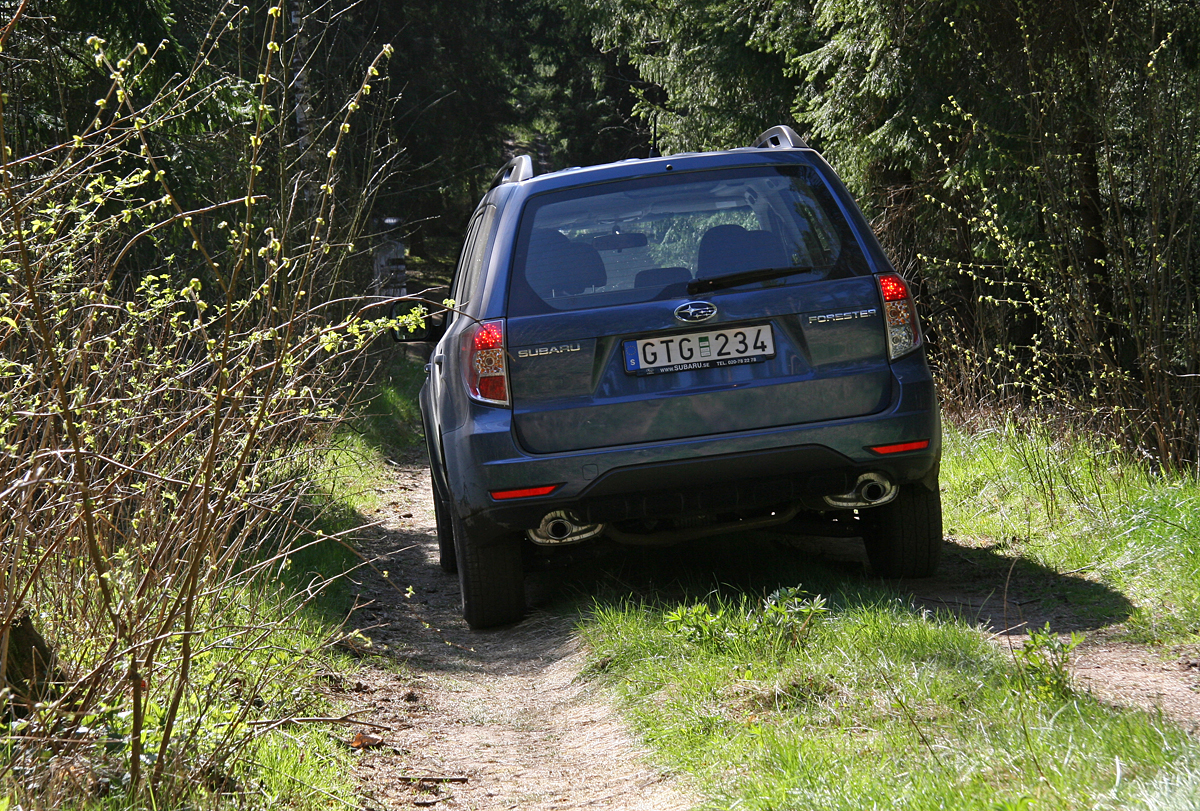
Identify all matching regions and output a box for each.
[941,420,1200,641]
[583,589,1200,809]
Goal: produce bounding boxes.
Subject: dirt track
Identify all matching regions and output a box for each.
[341,458,693,810]
[340,457,1200,810]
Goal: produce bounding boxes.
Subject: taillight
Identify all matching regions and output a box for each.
[462,319,510,406]
[877,273,921,360]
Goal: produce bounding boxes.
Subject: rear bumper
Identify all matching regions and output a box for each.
[442,353,940,538]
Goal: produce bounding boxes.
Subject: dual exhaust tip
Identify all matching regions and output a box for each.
[527,510,605,545]
[822,472,897,509]
[528,472,896,545]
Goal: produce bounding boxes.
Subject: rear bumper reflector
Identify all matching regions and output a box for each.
[490,484,561,501]
[868,439,930,455]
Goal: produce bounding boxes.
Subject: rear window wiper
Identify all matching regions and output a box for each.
[687,265,814,295]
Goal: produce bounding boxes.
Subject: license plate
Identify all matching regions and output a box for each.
[623,324,775,376]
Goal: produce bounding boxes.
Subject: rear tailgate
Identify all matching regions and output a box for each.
[507,276,890,454]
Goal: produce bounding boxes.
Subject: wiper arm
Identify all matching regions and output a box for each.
[687,266,813,295]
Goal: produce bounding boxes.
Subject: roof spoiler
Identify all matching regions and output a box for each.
[752,125,808,150]
[490,155,534,189]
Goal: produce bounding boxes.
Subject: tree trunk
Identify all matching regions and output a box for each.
[4,612,62,714]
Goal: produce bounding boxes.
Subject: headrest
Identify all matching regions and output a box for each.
[696,224,788,279]
[524,230,607,297]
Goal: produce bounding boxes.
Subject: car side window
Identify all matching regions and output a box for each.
[448,205,497,321]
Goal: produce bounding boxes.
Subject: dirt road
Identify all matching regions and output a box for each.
[341,457,1200,810]
[342,458,694,810]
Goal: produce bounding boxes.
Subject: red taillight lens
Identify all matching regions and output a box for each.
[477,376,507,401]
[879,274,909,302]
[877,273,920,359]
[462,319,510,406]
[490,484,560,500]
[474,321,503,350]
[869,439,931,455]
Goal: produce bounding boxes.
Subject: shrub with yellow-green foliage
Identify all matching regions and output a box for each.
[0,4,412,807]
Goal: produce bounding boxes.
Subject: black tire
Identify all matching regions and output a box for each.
[450,510,526,629]
[424,420,456,573]
[862,482,943,578]
[433,487,457,574]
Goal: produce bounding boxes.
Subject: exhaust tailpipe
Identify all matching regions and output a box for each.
[527,510,605,546]
[823,473,897,509]
[546,517,573,541]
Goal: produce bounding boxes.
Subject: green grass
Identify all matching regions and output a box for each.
[178,603,364,810]
[941,420,1200,642]
[576,418,1200,810]
[348,351,427,455]
[314,350,426,517]
[583,588,1200,810]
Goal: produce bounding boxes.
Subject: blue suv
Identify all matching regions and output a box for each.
[397,126,942,629]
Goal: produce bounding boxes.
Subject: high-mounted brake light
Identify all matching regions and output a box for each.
[462,319,510,405]
[869,439,931,455]
[877,273,921,359]
[490,484,560,500]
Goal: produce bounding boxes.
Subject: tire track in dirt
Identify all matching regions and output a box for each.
[340,457,694,811]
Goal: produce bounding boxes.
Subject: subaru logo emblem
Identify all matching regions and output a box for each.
[674,301,717,324]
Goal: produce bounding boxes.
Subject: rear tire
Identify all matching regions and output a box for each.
[425,420,457,573]
[433,488,457,574]
[862,482,943,578]
[451,510,526,629]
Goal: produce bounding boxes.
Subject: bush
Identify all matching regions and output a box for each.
[0,3,402,805]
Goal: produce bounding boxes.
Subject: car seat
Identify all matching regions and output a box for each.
[695,224,788,279]
[524,230,607,298]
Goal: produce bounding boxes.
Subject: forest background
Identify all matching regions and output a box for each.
[5,0,1198,465]
[1,0,1198,806]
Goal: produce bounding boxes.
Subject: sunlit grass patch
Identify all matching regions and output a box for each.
[582,590,1200,810]
[249,724,359,809]
[941,421,1200,641]
[315,353,426,517]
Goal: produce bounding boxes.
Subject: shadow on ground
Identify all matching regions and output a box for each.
[350,457,1131,681]
[521,523,1133,639]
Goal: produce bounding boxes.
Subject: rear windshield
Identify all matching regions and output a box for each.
[507,164,871,315]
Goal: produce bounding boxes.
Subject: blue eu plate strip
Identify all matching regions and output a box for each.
[623,341,640,371]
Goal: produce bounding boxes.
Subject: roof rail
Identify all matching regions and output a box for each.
[752,125,808,150]
[489,155,534,189]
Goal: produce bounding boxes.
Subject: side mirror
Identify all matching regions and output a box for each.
[389,302,436,342]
